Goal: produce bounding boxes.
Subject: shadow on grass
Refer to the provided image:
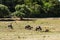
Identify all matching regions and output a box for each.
[0,18,37,21]
[0,20,15,22]
[20,18,36,21]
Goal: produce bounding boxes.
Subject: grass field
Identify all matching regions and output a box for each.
[0,18,60,40]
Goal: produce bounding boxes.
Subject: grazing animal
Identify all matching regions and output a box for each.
[25,25,33,30]
[36,26,42,31]
[8,23,13,29]
[45,29,49,32]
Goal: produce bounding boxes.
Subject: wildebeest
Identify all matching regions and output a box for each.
[8,23,13,29]
[35,26,42,31]
[25,25,33,30]
[45,29,49,32]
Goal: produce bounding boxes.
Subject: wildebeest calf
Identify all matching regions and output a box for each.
[8,23,13,29]
[45,29,49,32]
[36,26,42,31]
[25,25,33,30]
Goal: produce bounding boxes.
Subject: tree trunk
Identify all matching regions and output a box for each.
[20,17,23,20]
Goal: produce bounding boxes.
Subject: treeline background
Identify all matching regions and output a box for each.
[0,0,60,18]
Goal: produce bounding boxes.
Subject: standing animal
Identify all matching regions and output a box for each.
[8,23,13,29]
[36,26,42,31]
[25,25,33,30]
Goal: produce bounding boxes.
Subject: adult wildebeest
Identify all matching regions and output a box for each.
[8,23,13,29]
[25,25,33,30]
[35,26,42,31]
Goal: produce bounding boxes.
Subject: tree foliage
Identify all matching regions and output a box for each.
[0,4,10,18]
[0,0,60,18]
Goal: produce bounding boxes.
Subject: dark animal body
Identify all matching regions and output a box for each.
[25,25,33,30]
[45,29,49,32]
[8,23,13,29]
[36,26,42,31]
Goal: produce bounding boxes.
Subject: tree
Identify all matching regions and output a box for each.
[13,4,25,20]
[2,0,24,12]
[0,4,10,18]
[25,3,41,17]
[12,11,25,20]
[1,0,59,18]
[14,1,41,18]
[36,0,59,17]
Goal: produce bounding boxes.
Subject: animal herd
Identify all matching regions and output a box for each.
[8,23,49,32]
[25,25,49,32]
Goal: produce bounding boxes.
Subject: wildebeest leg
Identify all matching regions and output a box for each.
[36,28,38,31]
